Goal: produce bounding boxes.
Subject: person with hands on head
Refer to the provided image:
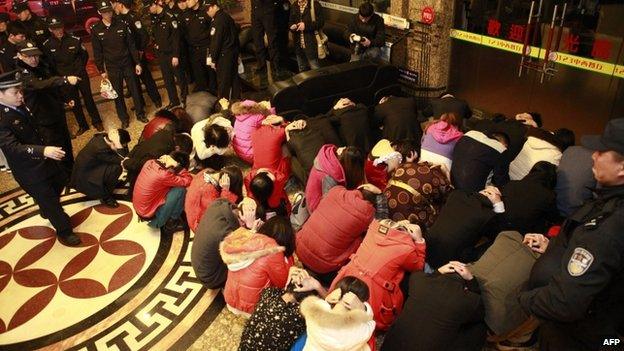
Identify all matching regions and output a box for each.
[381,260,486,351]
[330,219,427,330]
[0,71,81,246]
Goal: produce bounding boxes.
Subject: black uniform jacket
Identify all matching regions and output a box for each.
[16,60,67,127]
[178,8,211,47]
[71,133,124,197]
[519,185,624,347]
[208,9,239,63]
[0,104,56,184]
[43,34,89,76]
[151,11,181,57]
[91,18,140,71]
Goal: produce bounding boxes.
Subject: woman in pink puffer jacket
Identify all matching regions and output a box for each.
[231,100,274,163]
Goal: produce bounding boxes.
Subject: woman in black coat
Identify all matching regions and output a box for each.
[373,96,422,143]
[289,0,324,72]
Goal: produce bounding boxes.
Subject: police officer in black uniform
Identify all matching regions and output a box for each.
[16,40,78,172]
[12,1,49,47]
[0,70,81,246]
[205,0,240,100]
[112,0,162,108]
[43,17,103,134]
[519,118,624,350]
[178,0,215,93]
[251,0,279,73]
[0,22,28,72]
[148,0,188,107]
[172,0,194,85]
[91,0,147,127]
[0,13,9,44]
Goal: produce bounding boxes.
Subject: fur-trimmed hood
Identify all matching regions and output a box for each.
[219,227,285,271]
[230,100,272,118]
[300,296,374,351]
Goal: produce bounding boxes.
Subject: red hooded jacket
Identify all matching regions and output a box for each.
[220,228,293,314]
[296,186,375,274]
[185,169,239,232]
[132,159,192,218]
[305,144,346,213]
[332,220,426,330]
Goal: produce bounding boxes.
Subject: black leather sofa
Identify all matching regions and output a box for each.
[269,61,401,119]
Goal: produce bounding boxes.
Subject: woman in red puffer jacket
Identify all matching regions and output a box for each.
[296,185,376,278]
[220,216,295,316]
[331,219,426,331]
[184,166,243,233]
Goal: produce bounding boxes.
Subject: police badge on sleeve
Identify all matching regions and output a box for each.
[568,247,594,276]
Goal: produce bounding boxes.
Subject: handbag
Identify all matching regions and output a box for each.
[100,78,118,100]
[310,0,328,59]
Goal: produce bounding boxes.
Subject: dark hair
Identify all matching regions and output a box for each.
[8,22,27,36]
[173,133,193,154]
[525,161,557,189]
[333,276,370,302]
[358,187,378,207]
[172,107,193,133]
[154,108,178,121]
[250,172,274,212]
[440,112,459,127]
[219,166,243,202]
[117,129,131,145]
[491,113,508,123]
[285,282,319,302]
[204,124,230,149]
[488,131,510,148]
[339,146,365,190]
[391,139,419,161]
[169,150,190,172]
[553,128,575,151]
[358,2,374,17]
[529,112,543,128]
[258,216,295,257]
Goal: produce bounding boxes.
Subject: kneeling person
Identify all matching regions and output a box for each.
[71,129,130,207]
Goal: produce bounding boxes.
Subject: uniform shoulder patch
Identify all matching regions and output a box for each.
[210,27,215,36]
[172,20,177,28]
[135,21,142,29]
[568,247,594,276]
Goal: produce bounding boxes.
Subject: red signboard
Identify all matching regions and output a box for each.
[421,6,434,25]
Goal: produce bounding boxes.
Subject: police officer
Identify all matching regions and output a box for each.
[0,71,81,246]
[178,0,215,93]
[112,0,162,108]
[0,13,9,44]
[0,22,27,72]
[518,118,624,350]
[16,40,78,173]
[12,1,49,47]
[91,0,147,128]
[148,0,188,107]
[205,0,240,100]
[251,0,279,73]
[43,17,103,134]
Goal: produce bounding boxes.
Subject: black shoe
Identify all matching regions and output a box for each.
[155,100,163,108]
[121,120,130,129]
[74,126,88,137]
[58,232,81,246]
[163,218,186,234]
[100,197,119,208]
[93,123,104,132]
[137,114,149,123]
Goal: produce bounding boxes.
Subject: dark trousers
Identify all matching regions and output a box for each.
[63,70,102,128]
[138,54,161,105]
[188,45,216,93]
[108,63,145,122]
[158,52,188,106]
[20,168,72,237]
[215,51,241,100]
[251,11,278,67]
[39,121,74,173]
